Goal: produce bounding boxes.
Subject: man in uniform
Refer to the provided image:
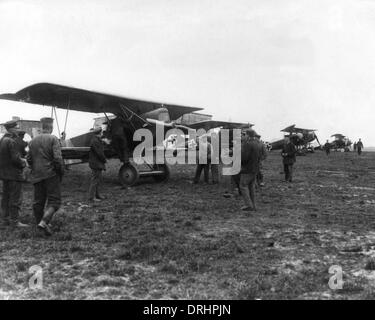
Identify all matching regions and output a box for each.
[27,117,64,236]
[109,116,130,164]
[193,136,211,184]
[209,133,219,184]
[255,133,267,187]
[210,161,219,184]
[16,130,28,157]
[239,129,261,212]
[357,138,364,155]
[88,127,107,202]
[281,136,297,182]
[229,130,242,195]
[0,120,28,228]
[324,140,331,156]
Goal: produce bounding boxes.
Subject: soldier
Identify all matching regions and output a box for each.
[239,129,261,212]
[16,130,28,157]
[229,130,242,195]
[324,140,331,156]
[281,136,297,182]
[109,117,130,164]
[193,136,211,184]
[27,117,64,236]
[255,133,267,187]
[88,127,107,202]
[0,120,28,228]
[209,133,219,184]
[210,163,219,184]
[357,138,364,155]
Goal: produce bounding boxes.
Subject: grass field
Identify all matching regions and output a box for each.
[1,151,375,299]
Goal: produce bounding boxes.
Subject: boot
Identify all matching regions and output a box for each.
[37,207,55,236]
[37,220,52,236]
[14,221,29,228]
[42,207,56,225]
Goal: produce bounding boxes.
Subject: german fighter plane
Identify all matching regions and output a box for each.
[0,83,249,186]
[269,124,321,155]
[327,134,352,152]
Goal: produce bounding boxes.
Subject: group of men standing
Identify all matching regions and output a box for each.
[192,136,219,184]
[193,128,296,212]
[0,116,110,235]
[0,117,298,229]
[237,129,295,212]
[0,118,63,235]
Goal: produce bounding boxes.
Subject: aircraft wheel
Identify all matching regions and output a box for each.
[153,164,170,183]
[119,163,139,186]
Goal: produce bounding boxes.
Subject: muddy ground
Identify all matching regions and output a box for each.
[1,151,375,299]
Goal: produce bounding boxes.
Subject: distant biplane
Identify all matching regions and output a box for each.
[327,134,352,152]
[0,83,250,186]
[269,124,321,155]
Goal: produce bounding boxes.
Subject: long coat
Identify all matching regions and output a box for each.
[89,136,107,170]
[0,133,26,181]
[240,138,261,174]
[27,133,64,184]
[281,142,297,165]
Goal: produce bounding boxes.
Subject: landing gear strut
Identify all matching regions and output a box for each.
[118,162,170,187]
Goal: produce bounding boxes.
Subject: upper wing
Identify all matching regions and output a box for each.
[281,124,316,133]
[188,120,253,131]
[293,127,317,133]
[0,83,203,120]
[331,134,345,139]
[281,124,296,133]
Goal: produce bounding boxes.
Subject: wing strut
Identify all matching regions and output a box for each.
[52,107,61,138]
[63,98,70,137]
[119,103,149,131]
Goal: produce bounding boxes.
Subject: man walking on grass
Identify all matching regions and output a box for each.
[27,117,64,236]
[239,129,261,212]
[88,127,107,202]
[281,136,297,182]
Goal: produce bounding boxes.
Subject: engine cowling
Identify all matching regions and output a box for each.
[140,108,170,123]
[306,132,315,140]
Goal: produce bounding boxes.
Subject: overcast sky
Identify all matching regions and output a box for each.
[0,0,374,145]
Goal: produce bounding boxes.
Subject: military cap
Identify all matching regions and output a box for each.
[3,120,19,130]
[40,117,54,124]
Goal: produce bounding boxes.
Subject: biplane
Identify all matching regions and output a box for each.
[327,134,352,152]
[269,124,321,155]
[0,83,250,186]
